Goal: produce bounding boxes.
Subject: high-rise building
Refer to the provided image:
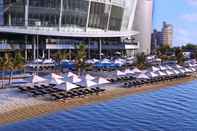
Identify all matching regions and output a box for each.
[151,21,173,52]
[133,0,153,55]
[0,0,153,59]
[162,22,173,47]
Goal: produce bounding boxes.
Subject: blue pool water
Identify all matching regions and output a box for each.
[1,81,197,131]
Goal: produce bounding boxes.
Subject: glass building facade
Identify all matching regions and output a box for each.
[2,0,129,31]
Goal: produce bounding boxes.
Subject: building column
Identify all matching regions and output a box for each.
[48,49,51,59]
[99,38,102,60]
[85,0,91,31]
[25,0,29,27]
[59,0,63,31]
[33,37,36,60]
[88,39,91,59]
[106,2,112,31]
[25,35,28,60]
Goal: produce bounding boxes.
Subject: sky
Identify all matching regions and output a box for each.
[153,0,197,47]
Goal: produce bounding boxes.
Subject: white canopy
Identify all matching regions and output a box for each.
[77,79,97,87]
[81,74,95,80]
[147,72,159,78]
[100,59,111,64]
[157,71,167,76]
[136,73,150,79]
[165,70,174,76]
[43,59,55,64]
[69,76,82,83]
[55,82,79,91]
[184,68,192,73]
[131,68,142,73]
[94,77,110,85]
[26,75,47,83]
[114,70,126,76]
[166,65,173,70]
[175,64,183,69]
[151,66,160,72]
[45,73,64,79]
[124,69,134,74]
[159,66,167,71]
[33,59,42,63]
[50,78,65,85]
[67,72,78,78]
[173,69,180,75]
[190,67,196,72]
[179,69,186,74]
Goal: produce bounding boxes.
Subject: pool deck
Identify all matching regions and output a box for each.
[0,76,195,125]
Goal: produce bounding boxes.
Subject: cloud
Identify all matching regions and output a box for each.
[181,13,197,22]
[186,0,197,6]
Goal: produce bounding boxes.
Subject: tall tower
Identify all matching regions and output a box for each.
[133,0,153,55]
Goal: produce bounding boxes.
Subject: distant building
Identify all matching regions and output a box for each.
[151,21,173,52]
[162,22,173,47]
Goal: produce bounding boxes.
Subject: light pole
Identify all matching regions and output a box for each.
[35,21,41,75]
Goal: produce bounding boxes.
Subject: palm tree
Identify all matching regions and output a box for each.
[75,43,87,75]
[0,53,13,87]
[54,50,69,71]
[0,56,5,88]
[136,53,146,69]
[9,52,25,85]
[175,48,185,65]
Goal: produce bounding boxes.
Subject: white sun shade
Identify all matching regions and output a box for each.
[94,77,111,85]
[147,72,159,78]
[69,76,82,83]
[45,73,64,79]
[173,69,180,75]
[77,79,97,87]
[157,71,167,76]
[136,73,150,79]
[55,82,79,91]
[165,70,174,76]
[124,69,134,74]
[81,74,95,80]
[67,72,78,78]
[166,65,173,70]
[26,75,47,83]
[131,68,142,73]
[115,70,126,76]
[159,66,167,71]
[151,66,160,72]
[184,68,192,73]
[175,64,183,69]
[50,78,65,85]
